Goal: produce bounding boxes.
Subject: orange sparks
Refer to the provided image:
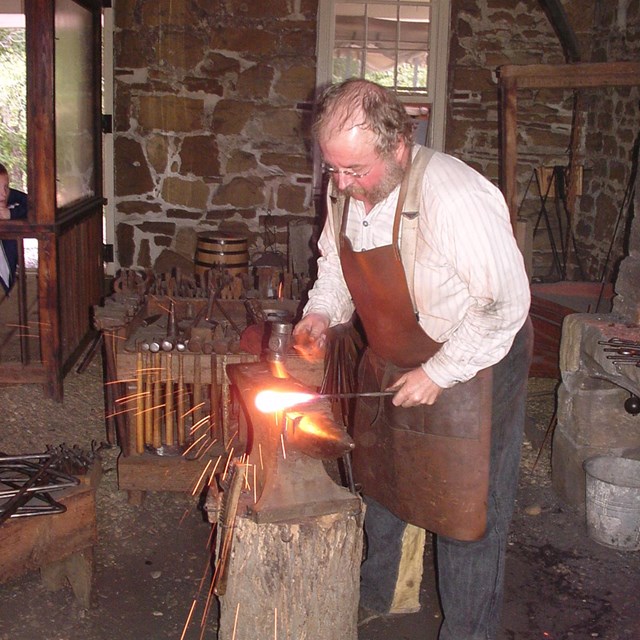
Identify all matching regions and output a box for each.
[222,448,235,479]
[280,433,287,460]
[191,459,213,496]
[179,600,197,640]
[183,401,206,418]
[193,437,218,460]
[231,602,240,640]
[181,432,208,457]
[255,389,317,413]
[207,455,223,485]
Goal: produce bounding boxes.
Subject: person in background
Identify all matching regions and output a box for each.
[0,162,28,293]
[293,79,533,639]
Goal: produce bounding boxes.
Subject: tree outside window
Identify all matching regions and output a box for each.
[0,27,27,192]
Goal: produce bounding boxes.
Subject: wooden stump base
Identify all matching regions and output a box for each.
[218,505,364,640]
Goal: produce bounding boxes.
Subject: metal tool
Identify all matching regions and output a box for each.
[599,338,640,367]
[320,390,396,399]
[0,453,80,524]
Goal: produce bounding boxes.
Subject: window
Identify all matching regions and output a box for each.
[317,0,450,150]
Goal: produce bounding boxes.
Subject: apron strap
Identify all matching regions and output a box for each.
[398,147,435,309]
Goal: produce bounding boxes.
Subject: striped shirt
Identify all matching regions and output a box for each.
[303,147,531,389]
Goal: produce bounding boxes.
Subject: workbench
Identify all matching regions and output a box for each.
[94,292,323,502]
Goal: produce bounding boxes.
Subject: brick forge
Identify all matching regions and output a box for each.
[552,163,640,511]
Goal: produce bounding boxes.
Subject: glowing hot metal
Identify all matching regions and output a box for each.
[254,389,396,413]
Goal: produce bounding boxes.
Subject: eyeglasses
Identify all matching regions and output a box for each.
[321,162,372,179]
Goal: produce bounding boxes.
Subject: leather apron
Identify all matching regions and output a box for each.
[338,153,493,541]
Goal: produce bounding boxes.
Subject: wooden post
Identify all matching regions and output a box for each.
[218,508,363,640]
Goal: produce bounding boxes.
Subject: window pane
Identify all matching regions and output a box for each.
[333,46,364,81]
[399,4,430,46]
[333,1,433,95]
[396,51,428,93]
[55,0,96,207]
[334,3,365,82]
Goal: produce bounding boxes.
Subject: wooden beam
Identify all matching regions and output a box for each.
[499,76,519,226]
[498,61,640,90]
[498,61,640,227]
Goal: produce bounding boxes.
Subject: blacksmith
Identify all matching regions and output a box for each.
[293,79,532,640]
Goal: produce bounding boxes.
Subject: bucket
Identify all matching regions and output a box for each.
[194,232,249,278]
[583,456,640,551]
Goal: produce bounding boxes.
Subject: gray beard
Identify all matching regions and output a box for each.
[341,156,407,205]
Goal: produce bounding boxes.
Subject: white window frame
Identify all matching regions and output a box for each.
[316,0,451,152]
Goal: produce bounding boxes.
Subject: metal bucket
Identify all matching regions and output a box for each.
[194,232,249,278]
[583,456,640,551]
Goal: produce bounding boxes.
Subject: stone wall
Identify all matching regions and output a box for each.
[571,2,640,282]
[112,0,639,284]
[448,1,639,282]
[114,0,318,271]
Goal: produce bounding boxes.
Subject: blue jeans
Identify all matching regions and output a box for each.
[360,319,533,639]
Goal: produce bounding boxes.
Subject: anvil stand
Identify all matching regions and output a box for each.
[214,361,363,640]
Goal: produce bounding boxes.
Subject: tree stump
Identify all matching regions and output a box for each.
[218,506,363,640]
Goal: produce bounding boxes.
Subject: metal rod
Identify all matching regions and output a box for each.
[319,391,396,399]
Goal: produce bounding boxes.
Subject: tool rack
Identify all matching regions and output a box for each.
[95,291,320,503]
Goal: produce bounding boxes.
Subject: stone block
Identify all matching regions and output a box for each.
[116,223,135,267]
[226,151,258,174]
[146,135,170,174]
[115,138,154,196]
[118,201,163,216]
[161,177,209,209]
[138,221,176,236]
[201,52,241,77]
[275,65,316,101]
[277,184,308,214]
[211,100,255,135]
[551,427,598,512]
[138,95,204,132]
[156,31,206,71]
[138,238,151,268]
[260,109,305,141]
[211,177,263,208]
[140,1,192,27]
[210,26,274,57]
[237,65,274,100]
[174,226,198,260]
[261,152,312,175]
[557,384,638,449]
[180,136,221,177]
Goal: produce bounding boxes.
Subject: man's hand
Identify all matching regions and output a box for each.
[388,367,443,407]
[0,206,11,220]
[292,312,330,360]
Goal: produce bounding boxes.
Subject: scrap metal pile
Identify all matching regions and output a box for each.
[0,443,102,524]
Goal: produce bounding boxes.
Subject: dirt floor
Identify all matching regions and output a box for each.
[0,356,639,640]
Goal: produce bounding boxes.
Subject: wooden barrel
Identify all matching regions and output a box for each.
[195,232,249,277]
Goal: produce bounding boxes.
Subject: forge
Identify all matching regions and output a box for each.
[208,359,363,640]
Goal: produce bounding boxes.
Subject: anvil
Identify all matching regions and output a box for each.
[226,360,361,524]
